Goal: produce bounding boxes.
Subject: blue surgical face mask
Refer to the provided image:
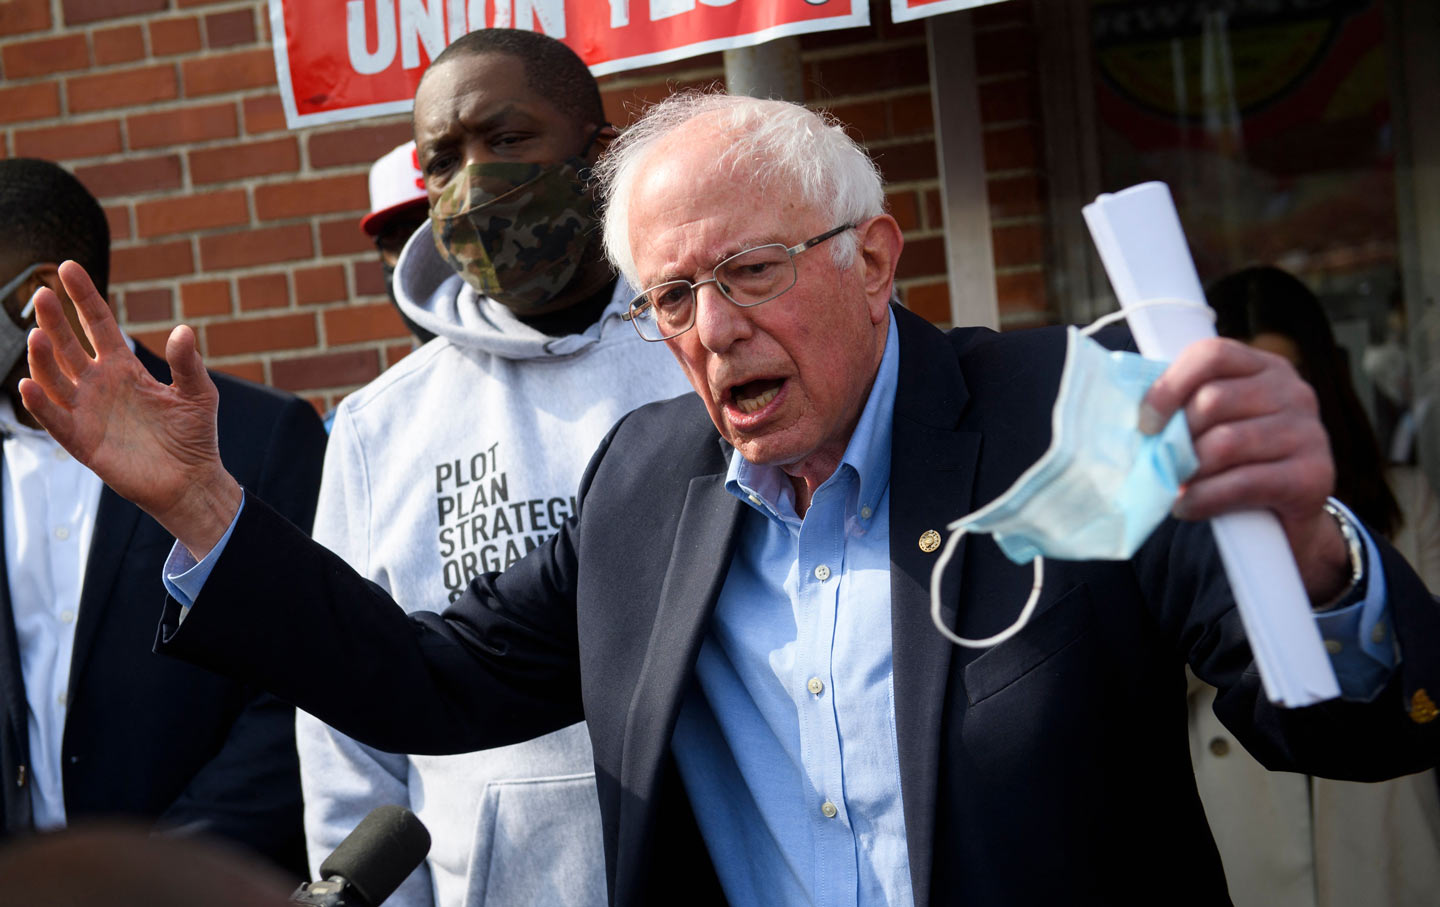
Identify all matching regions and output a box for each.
[0,264,41,376]
[930,301,1209,649]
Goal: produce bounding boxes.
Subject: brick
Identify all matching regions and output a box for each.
[890,93,933,137]
[309,121,413,169]
[237,272,289,311]
[128,102,237,149]
[979,76,1032,124]
[255,173,368,221]
[829,100,887,143]
[996,269,1049,316]
[104,205,131,242]
[61,0,165,26]
[811,49,929,100]
[982,125,1038,171]
[872,140,937,184]
[136,189,249,237]
[215,359,265,384]
[182,47,274,96]
[600,78,715,128]
[0,82,60,125]
[150,16,202,56]
[242,94,286,134]
[324,301,409,345]
[177,0,240,7]
[353,258,384,296]
[986,173,1042,219]
[991,223,1045,269]
[205,9,255,48]
[0,0,51,36]
[180,279,231,317]
[93,25,145,66]
[895,235,946,281]
[294,264,347,305]
[111,239,194,283]
[924,189,943,231]
[122,287,173,323]
[190,137,298,184]
[206,312,316,357]
[14,119,123,159]
[272,349,380,392]
[199,223,313,270]
[2,34,89,78]
[320,216,376,257]
[887,190,919,232]
[904,280,950,325]
[74,155,182,199]
[68,64,178,114]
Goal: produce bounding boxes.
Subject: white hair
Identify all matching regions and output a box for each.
[596,91,887,289]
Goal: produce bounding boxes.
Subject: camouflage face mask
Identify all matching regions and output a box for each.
[429,156,600,314]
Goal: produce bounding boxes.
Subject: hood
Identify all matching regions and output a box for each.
[391,221,635,360]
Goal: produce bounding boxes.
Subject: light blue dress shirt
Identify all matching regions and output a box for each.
[670,312,912,907]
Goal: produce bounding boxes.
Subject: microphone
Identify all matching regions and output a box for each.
[290,805,431,907]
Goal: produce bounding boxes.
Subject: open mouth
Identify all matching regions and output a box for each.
[731,378,783,414]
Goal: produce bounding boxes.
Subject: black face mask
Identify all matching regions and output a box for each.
[382,259,436,345]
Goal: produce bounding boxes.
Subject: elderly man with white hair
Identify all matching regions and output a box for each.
[18,93,1440,906]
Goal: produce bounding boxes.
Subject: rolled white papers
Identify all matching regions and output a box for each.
[1083,181,1341,707]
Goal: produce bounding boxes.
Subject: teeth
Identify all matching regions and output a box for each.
[736,386,779,414]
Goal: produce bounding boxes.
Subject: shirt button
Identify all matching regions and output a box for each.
[53,449,67,461]
[860,505,873,520]
[807,677,824,695]
[54,526,70,541]
[59,610,74,624]
[1324,639,1343,655]
[747,494,762,506]
[1208,737,1230,757]
[821,801,838,819]
[56,692,67,708]
[1371,622,1387,644]
[813,564,831,581]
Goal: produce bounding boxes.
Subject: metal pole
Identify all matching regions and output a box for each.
[723,36,804,100]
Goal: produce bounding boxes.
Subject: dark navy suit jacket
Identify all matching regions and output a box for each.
[0,343,326,876]
[155,307,1440,904]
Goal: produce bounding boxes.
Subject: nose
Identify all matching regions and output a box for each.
[691,280,752,353]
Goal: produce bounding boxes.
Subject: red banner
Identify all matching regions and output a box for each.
[268,0,869,128]
[889,0,1005,24]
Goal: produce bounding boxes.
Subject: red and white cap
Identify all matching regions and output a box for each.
[359,141,427,237]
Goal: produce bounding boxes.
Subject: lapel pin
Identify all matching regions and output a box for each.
[918,530,941,553]
[1411,688,1437,724]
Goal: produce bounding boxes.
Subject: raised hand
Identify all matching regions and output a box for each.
[19,260,241,558]
[1140,336,1349,602]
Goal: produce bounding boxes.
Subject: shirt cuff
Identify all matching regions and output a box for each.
[162,493,246,618]
[1312,498,1396,701]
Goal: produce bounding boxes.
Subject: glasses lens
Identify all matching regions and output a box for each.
[631,281,694,340]
[716,245,795,306]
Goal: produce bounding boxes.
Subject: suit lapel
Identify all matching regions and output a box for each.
[0,447,35,831]
[887,307,982,906]
[614,455,744,897]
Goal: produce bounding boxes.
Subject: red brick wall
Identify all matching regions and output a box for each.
[0,0,1048,412]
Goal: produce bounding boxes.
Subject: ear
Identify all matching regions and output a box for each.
[586,123,620,162]
[856,215,904,326]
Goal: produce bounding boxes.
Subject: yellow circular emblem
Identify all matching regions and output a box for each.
[918,530,942,553]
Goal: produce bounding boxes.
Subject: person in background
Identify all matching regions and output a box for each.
[0,158,326,876]
[1190,264,1440,907]
[361,140,435,347]
[295,28,692,906]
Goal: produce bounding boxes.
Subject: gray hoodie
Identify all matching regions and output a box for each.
[297,230,694,906]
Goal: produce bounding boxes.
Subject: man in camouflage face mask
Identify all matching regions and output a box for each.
[292,28,694,907]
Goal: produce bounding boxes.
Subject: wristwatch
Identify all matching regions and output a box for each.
[1315,498,1365,612]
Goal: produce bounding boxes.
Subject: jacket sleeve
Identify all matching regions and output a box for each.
[156,392,328,876]
[296,406,434,906]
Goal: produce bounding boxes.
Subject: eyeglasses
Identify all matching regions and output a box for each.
[623,223,856,342]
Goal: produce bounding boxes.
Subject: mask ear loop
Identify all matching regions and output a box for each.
[928,297,1212,650]
[929,524,1044,649]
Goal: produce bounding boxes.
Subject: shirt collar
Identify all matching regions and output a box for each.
[726,308,899,525]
